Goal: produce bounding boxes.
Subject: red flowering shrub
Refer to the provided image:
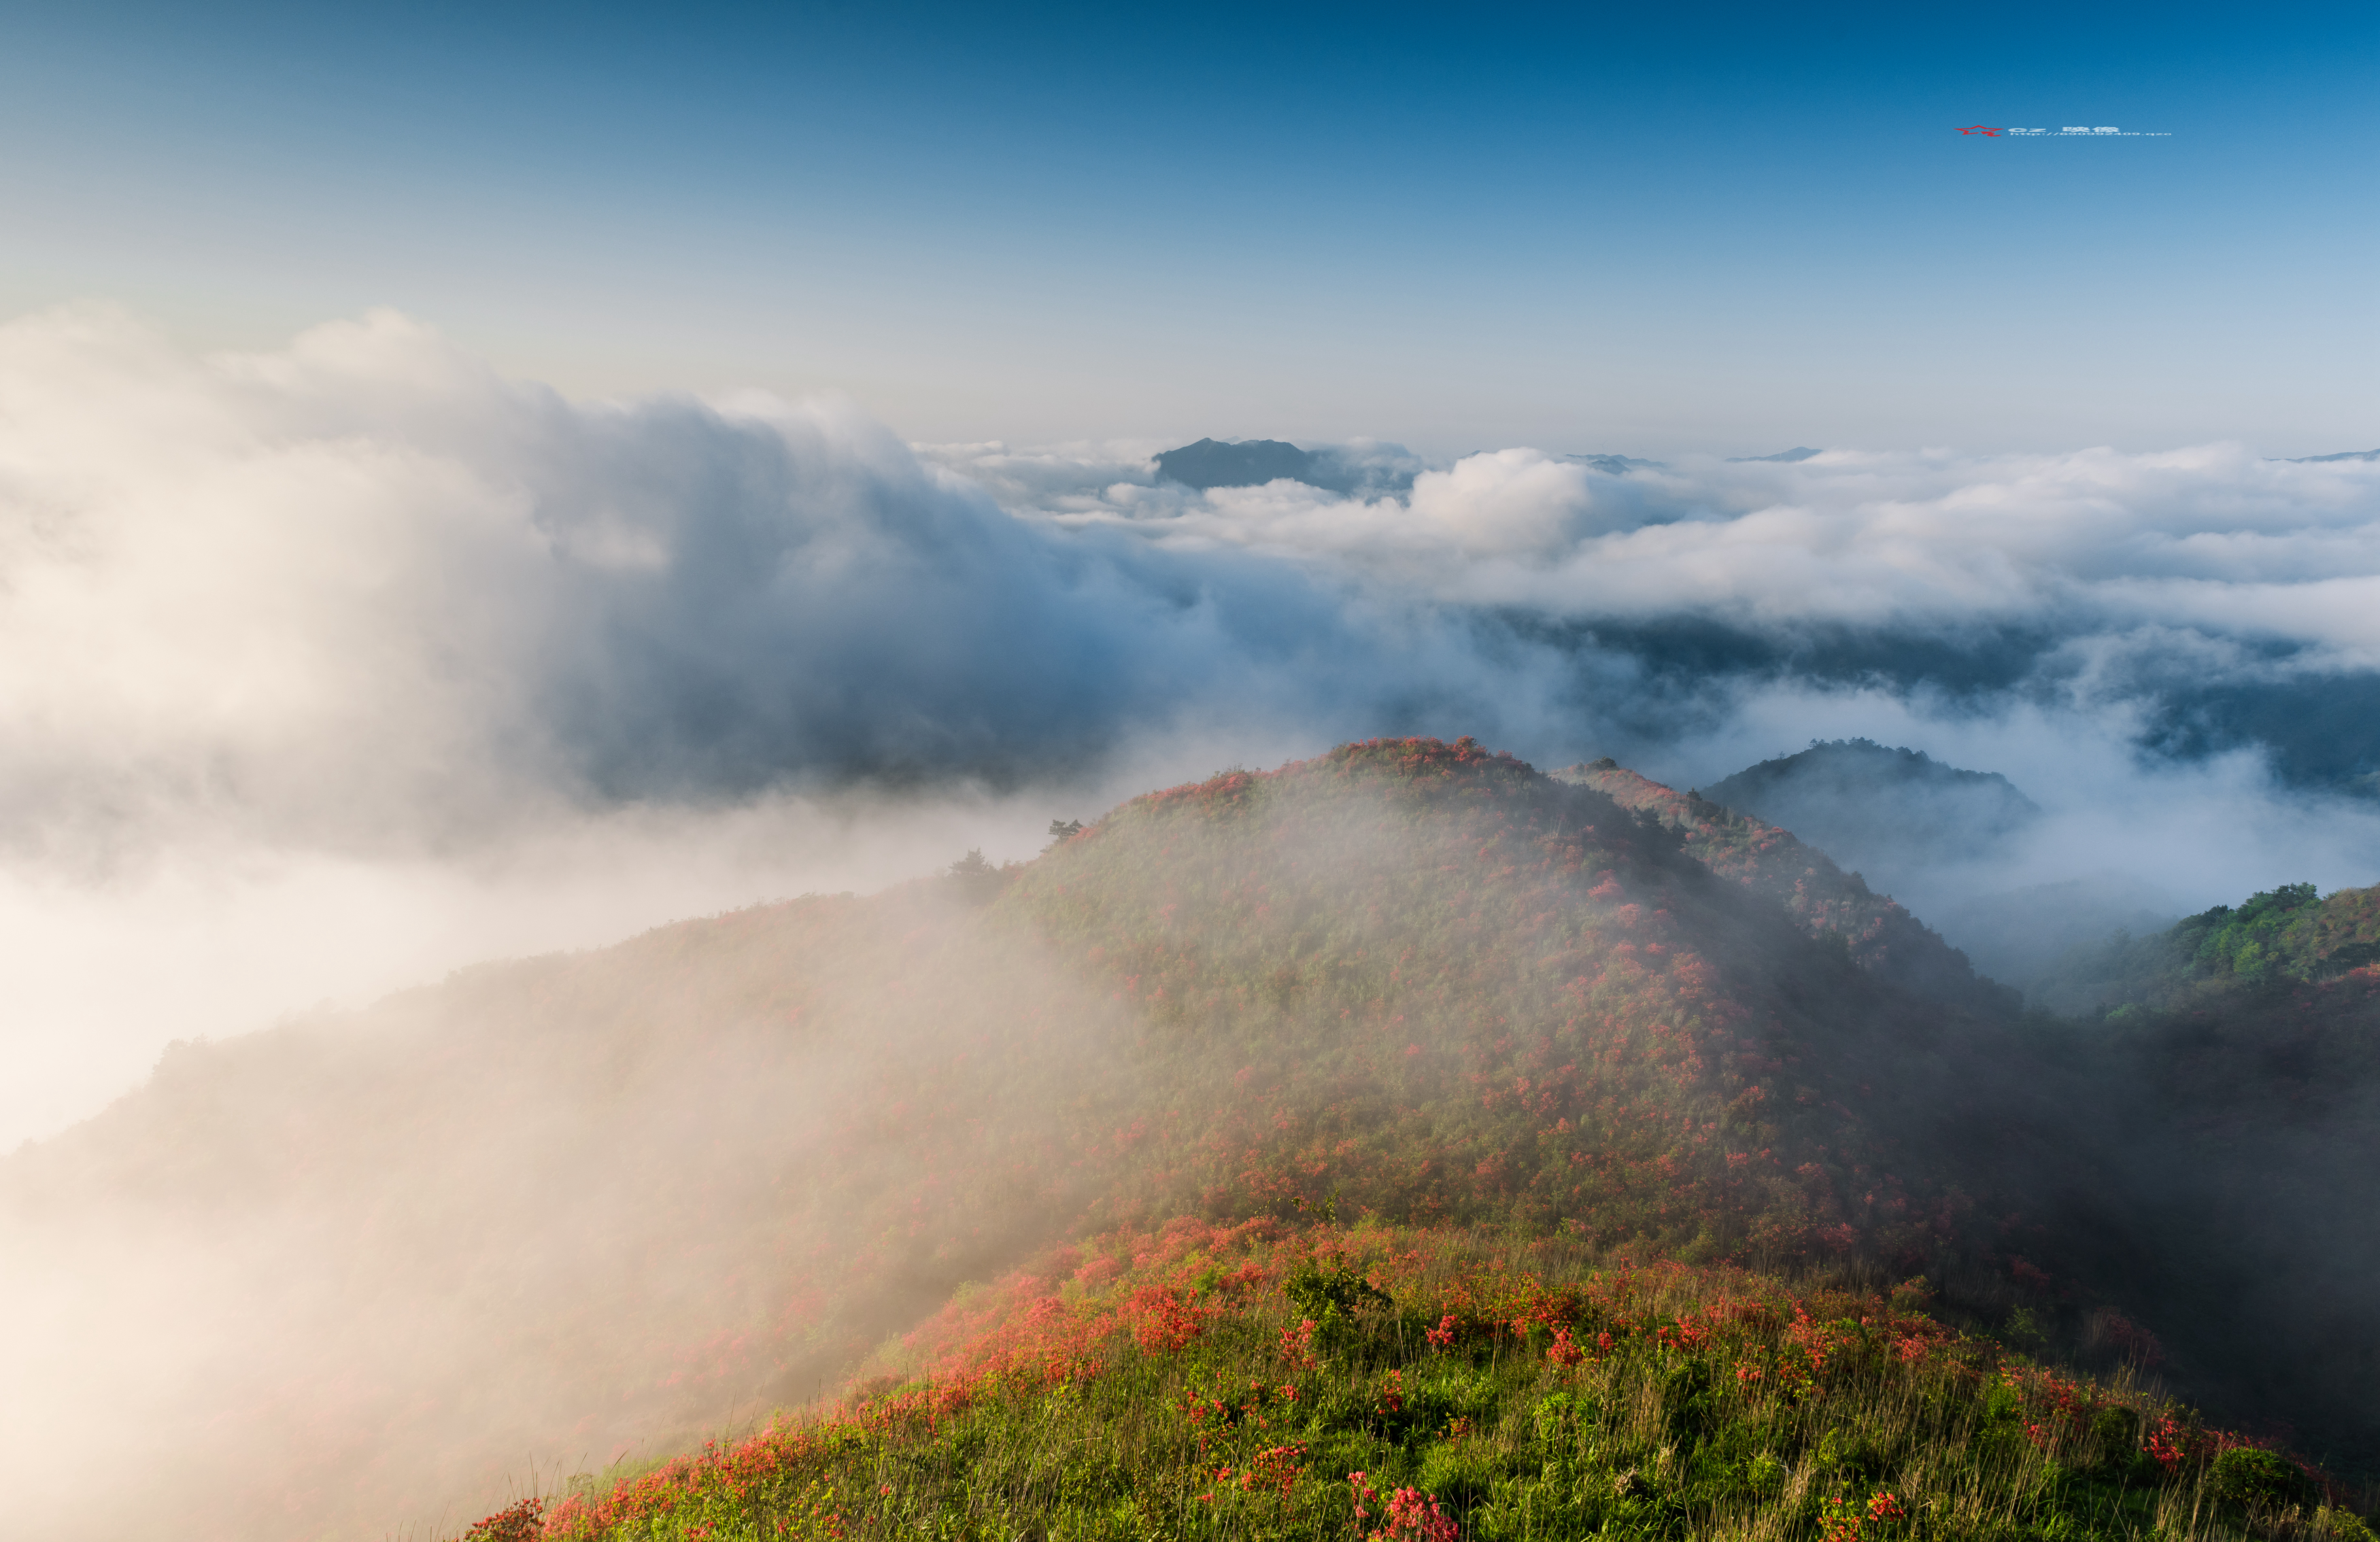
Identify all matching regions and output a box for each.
[1126,1286,1212,1354]
[1220,1441,1309,1498]
[1349,1473,1459,1542]
[459,1497,543,1542]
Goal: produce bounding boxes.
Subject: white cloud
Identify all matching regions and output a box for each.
[950,439,2380,653]
[5,303,2379,1144]
[1407,448,1603,556]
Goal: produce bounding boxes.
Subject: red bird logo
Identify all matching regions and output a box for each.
[1955,124,2005,136]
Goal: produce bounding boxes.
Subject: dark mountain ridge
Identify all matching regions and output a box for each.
[1702,738,2041,875]
[1154,437,1317,490]
[1151,437,1419,496]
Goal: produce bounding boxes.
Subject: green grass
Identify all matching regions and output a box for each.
[503,1221,2375,1542]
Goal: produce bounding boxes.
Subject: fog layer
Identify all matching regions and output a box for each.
[0,883,1150,1540]
[6,304,2380,1142]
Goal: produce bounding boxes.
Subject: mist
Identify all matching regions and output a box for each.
[5,303,2378,1149]
[0,876,1168,1541]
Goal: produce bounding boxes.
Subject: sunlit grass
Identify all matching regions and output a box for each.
[488,1221,2374,1542]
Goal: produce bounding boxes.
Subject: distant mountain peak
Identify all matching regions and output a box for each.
[1727,446,1824,463]
[1151,437,1421,496]
[1153,438,1314,490]
[2285,448,2380,463]
[1563,452,1665,475]
[1701,739,2039,880]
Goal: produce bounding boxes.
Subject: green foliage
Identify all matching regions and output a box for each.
[2208,1445,2311,1511]
[2190,884,2322,985]
[1281,1256,1393,1335]
[2037,880,2380,1012]
[528,1220,2346,1542]
[2322,1507,2380,1542]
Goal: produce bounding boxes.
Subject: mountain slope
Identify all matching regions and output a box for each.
[998,738,2037,1262]
[6,738,2374,1539]
[1,738,2029,1541]
[523,1219,2373,1542]
[1701,739,2040,880]
[2022,886,2380,1470]
[2034,882,2380,1012]
[0,887,1164,1541]
[1553,758,2015,1015]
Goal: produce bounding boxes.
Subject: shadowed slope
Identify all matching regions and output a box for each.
[1554,758,2016,1015]
[2036,887,2380,1473]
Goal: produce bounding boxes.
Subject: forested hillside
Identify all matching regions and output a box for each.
[1554,759,2015,1014]
[2034,883,2380,1012]
[1000,739,2081,1265]
[2019,885,2380,1476]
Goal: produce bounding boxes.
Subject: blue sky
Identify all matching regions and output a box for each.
[2,1,2373,451]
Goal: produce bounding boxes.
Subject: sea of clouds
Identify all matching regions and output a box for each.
[4,301,2378,1142]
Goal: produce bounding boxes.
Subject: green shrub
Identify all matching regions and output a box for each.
[2209,1445,2311,1510]
[2319,1507,2380,1542]
[2087,1405,2145,1474]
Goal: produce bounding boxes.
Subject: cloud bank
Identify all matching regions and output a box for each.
[940,435,2380,753]
[0,307,1452,854]
[5,302,2380,1140]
